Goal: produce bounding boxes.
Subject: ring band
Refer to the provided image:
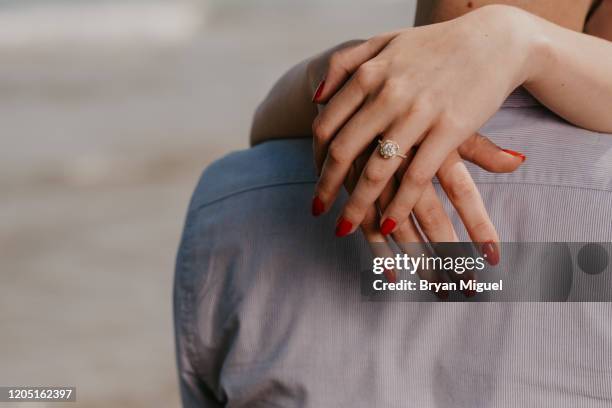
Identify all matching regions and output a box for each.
[378,139,407,159]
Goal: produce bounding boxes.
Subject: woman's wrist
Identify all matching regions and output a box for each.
[462,5,550,91]
[509,8,556,89]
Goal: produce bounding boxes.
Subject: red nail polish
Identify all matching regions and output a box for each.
[312,79,326,103]
[502,149,526,163]
[481,241,500,266]
[463,289,476,298]
[383,269,397,284]
[380,218,396,236]
[432,278,449,300]
[335,217,353,237]
[311,196,325,217]
[436,290,449,301]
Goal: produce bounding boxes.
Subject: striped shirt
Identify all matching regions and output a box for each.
[174,89,612,407]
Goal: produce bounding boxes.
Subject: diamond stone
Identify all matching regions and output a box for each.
[380,140,399,158]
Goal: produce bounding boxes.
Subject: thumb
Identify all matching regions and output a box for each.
[458,132,526,173]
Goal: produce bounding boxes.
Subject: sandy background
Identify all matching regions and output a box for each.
[0,1,415,406]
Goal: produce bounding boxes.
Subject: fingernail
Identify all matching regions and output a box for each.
[502,149,526,163]
[380,218,396,236]
[435,289,449,301]
[481,241,500,266]
[383,269,397,284]
[312,79,326,103]
[335,217,353,237]
[463,288,476,298]
[311,196,325,217]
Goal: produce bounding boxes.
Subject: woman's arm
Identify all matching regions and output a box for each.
[310,4,612,238]
[252,1,612,147]
[249,41,365,146]
[250,57,318,146]
[525,5,612,132]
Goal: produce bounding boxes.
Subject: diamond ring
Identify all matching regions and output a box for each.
[378,139,407,159]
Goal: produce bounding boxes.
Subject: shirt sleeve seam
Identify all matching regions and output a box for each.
[189,180,316,214]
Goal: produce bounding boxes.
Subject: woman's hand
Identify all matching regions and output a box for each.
[352,135,523,296]
[311,5,537,238]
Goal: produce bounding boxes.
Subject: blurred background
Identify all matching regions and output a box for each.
[0,0,415,406]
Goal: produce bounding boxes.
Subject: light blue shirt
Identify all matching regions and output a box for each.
[174,89,612,407]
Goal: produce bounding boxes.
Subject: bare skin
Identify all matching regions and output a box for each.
[312,4,612,243]
[416,0,595,30]
[250,1,612,292]
[586,0,612,39]
[252,0,612,147]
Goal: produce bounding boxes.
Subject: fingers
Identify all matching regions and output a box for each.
[378,178,449,300]
[312,79,370,173]
[406,177,476,297]
[312,32,398,104]
[377,175,423,243]
[361,204,398,283]
[312,58,405,174]
[436,151,500,265]
[412,184,459,243]
[312,34,399,174]
[380,122,464,234]
[347,154,398,283]
[314,94,407,219]
[458,132,526,173]
[329,109,433,228]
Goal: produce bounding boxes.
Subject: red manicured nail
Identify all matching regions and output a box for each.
[311,196,325,217]
[383,269,397,284]
[431,278,449,300]
[463,289,476,298]
[502,149,526,163]
[435,289,449,301]
[312,79,326,103]
[380,218,396,236]
[481,241,500,266]
[335,217,353,237]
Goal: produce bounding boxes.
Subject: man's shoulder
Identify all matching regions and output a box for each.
[189,139,317,212]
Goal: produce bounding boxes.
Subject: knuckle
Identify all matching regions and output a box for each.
[328,50,347,72]
[472,132,488,149]
[315,180,332,200]
[379,81,405,104]
[410,93,435,117]
[418,205,445,232]
[354,63,378,88]
[312,116,332,142]
[363,164,388,185]
[405,167,429,187]
[327,142,349,166]
[440,111,470,134]
[469,219,494,237]
[446,177,476,203]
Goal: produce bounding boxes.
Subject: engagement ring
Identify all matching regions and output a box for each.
[378,139,407,159]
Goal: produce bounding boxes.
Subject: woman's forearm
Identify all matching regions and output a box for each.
[250,58,318,146]
[251,4,612,147]
[522,7,612,133]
